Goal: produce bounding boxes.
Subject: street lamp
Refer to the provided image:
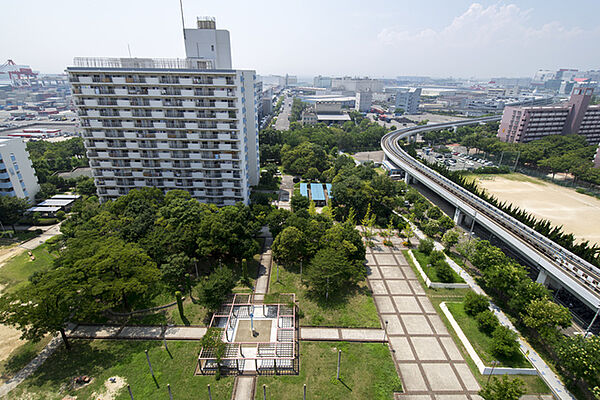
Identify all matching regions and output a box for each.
[486,360,500,384]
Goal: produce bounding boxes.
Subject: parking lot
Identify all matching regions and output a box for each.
[416,148,496,171]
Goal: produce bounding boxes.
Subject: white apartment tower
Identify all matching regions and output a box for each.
[68,17,259,205]
[0,137,39,201]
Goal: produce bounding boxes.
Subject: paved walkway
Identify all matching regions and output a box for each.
[254,228,273,303]
[366,238,483,400]
[232,376,255,400]
[66,324,207,340]
[0,223,62,266]
[299,327,385,342]
[0,335,63,398]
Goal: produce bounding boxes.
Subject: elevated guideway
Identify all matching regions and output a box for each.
[381,117,600,314]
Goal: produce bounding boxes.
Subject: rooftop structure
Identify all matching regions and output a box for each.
[197,294,297,375]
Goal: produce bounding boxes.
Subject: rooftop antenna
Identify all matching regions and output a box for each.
[127,44,132,58]
[179,0,186,40]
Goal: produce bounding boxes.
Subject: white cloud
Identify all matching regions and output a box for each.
[376,3,598,77]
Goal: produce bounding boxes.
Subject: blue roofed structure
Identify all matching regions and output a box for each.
[310,183,326,204]
[299,183,308,197]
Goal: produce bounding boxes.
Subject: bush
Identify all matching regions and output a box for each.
[476,310,500,335]
[197,266,236,311]
[429,250,445,264]
[417,238,434,255]
[55,210,66,220]
[435,260,455,283]
[491,325,520,359]
[464,291,489,316]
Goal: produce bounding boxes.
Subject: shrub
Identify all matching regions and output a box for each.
[417,238,434,255]
[55,210,66,220]
[476,310,500,335]
[491,325,520,359]
[429,250,445,264]
[464,291,489,316]
[435,260,455,283]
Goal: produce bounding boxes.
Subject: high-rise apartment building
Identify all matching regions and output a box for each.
[0,137,39,201]
[67,18,259,205]
[498,88,600,144]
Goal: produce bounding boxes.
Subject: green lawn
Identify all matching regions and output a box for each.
[446,302,531,368]
[255,341,402,400]
[411,250,465,283]
[10,340,233,400]
[266,264,380,328]
[0,336,53,384]
[0,243,57,293]
[0,230,42,248]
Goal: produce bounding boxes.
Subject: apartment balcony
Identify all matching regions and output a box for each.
[152,111,165,118]
[181,89,194,96]
[146,77,159,84]
[84,99,98,106]
[82,88,96,95]
[184,112,196,119]
[180,78,193,85]
[122,121,135,129]
[148,89,161,96]
[79,76,93,84]
[89,120,102,128]
[112,77,126,84]
[115,88,128,95]
[150,100,163,107]
[182,100,195,107]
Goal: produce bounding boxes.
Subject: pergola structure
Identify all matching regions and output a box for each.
[197,293,298,375]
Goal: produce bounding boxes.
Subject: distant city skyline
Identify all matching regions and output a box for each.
[2,0,599,78]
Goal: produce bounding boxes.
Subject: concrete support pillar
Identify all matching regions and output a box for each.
[404,172,411,185]
[453,208,463,224]
[536,270,550,286]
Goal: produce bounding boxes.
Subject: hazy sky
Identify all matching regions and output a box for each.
[2,0,599,78]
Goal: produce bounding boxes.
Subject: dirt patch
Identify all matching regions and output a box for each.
[90,376,127,400]
[476,174,600,245]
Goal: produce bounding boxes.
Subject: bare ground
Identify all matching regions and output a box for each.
[476,174,600,245]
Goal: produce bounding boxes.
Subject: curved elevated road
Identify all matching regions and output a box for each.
[381,117,600,312]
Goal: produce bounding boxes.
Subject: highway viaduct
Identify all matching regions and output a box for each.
[381,117,600,331]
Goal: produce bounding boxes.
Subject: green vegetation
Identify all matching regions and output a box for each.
[479,375,526,400]
[411,249,464,283]
[289,98,307,122]
[255,341,401,400]
[268,264,379,328]
[10,340,233,400]
[0,195,30,230]
[0,243,57,292]
[25,137,95,200]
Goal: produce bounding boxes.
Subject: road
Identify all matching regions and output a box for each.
[274,96,292,131]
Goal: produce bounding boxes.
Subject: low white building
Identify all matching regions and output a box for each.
[0,137,39,201]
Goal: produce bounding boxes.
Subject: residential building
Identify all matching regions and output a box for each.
[0,137,39,201]
[67,18,259,205]
[395,88,421,114]
[355,91,372,112]
[301,108,317,125]
[498,87,600,144]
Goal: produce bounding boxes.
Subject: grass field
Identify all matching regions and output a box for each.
[266,264,380,328]
[411,250,465,283]
[0,243,57,293]
[10,340,233,400]
[255,341,402,400]
[446,302,531,368]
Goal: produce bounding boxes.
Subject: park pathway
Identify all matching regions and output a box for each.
[365,236,483,400]
[253,227,273,303]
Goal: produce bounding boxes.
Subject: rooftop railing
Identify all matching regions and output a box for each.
[72,57,214,70]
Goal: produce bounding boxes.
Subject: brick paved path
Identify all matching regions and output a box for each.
[366,241,483,400]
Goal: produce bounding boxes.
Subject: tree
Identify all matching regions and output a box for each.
[435,260,455,283]
[0,268,78,349]
[291,192,310,212]
[491,325,521,359]
[305,247,364,300]
[421,220,440,237]
[0,195,30,231]
[197,266,236,311]
[471,240,508,271]
[426,207,442,219]
[522,299,572,341]
[476,310,500,335]
[76,176,97,196]
[199,327,227,379]
[464,291,489,316]
[442,229,460,250]
[272,226,306,268]
[557,335,600,392]
[479,375,525,400]
[437,215,455,234]
[417,238,434,255]
[160,252,193,289]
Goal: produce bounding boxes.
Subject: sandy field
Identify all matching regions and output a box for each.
[475,174,600,245]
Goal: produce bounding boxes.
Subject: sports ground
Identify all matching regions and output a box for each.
[474,173,600,245]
